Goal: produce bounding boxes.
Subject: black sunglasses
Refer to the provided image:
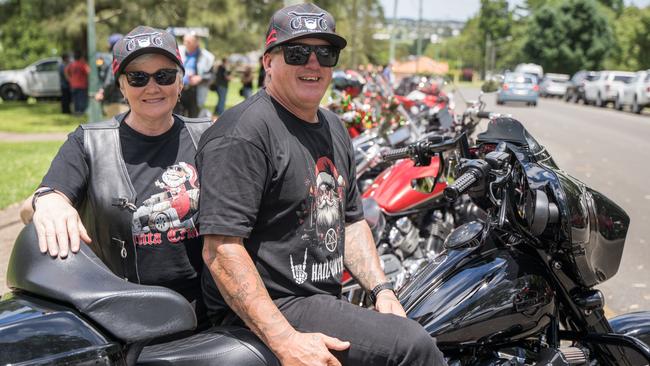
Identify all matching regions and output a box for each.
[281,44,340,67]
[125,68,179,87]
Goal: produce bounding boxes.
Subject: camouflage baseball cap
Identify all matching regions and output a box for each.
[112,26,184,79]
[264,3,347,53]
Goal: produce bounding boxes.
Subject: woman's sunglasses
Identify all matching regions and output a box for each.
[125,68,179,87]
[281,44,340,67]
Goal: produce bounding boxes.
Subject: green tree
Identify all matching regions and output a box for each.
[634,7,650,69]
[523,0,614,74]
[478,0,512,76]
[604,6,644,70]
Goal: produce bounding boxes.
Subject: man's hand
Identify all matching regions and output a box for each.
[374,289,407,318]
[32,193,91,258]
[273,330,350,366]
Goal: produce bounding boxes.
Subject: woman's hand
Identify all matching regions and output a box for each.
[32,192,91,258]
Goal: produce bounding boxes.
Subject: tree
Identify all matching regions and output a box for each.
[523,0,614,74]
[634,7,650,69]
[604,6,644,70]
[478,0,512,77]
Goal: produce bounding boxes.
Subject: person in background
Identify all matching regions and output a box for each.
[65,50,90,115]
[257,55,266,89]
[196,3,447,365]
[95,33,128,117]
[213,57,230,116]
[240,65,254,99]
[59,53,71,114]
[178,33,215,118]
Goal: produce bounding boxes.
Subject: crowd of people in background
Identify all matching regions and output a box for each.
[58,32,268,121]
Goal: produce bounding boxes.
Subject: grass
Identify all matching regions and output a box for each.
[0,99,85,133]
[0,141,63,209]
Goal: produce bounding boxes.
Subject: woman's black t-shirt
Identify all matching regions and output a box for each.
[41,116,203,301]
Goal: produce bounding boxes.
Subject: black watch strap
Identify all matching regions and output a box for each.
[369,282,395,305]
[32,187,57,211]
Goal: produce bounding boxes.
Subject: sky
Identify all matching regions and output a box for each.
[379,0,650,21]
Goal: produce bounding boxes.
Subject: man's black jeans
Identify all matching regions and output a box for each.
[276,294,447,366]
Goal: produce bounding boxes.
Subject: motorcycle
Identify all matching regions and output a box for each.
[0,226,280,365]
[380,113,650,365]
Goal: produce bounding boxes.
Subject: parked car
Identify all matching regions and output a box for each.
[0,57,61,101]
[583,70,635,107]
[496,72,539,106]
[0,53,112,101]
[514,63,543,80]
[564,70,596,103]
[539,73,569,98]
[615,70,650,114]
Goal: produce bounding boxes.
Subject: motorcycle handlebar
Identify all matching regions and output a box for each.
[381,146,411,162]
[444,170,479,201]
[476,111,492,119]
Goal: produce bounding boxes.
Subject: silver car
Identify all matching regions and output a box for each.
[0,57,61,101]
[583,71,635,107]
[539,73,569,98]
[615,70,650,114]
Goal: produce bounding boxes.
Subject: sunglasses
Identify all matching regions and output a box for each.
[125,68,179,87]
[281,44,340,67]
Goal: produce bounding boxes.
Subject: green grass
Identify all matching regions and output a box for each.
[0,141,63,209]
[0,99,85,133]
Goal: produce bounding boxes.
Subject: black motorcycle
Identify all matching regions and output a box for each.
[382,116,650,365]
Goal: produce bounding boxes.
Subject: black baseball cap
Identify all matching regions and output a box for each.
[264,3,347,53]
[112,26,184,79]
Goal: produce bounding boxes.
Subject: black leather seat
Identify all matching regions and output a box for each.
[7,224,279,365]
[138,326,279,366]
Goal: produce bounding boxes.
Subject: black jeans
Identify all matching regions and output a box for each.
[276,294,447,366]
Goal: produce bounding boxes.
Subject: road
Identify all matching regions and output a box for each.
[455,88,650,315]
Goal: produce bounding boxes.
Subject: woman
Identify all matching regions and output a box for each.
[20,26,212,326]
[240,65,254,99]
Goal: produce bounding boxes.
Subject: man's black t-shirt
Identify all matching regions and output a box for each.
[215,65,229,88]
[197,89,363,313]
[41,116,203,300]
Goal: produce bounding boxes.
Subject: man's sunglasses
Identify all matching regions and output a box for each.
[281,44,340,67]
[125,68,179,87]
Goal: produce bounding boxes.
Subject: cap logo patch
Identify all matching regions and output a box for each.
[288,11,328,33]
[125,32,164,52]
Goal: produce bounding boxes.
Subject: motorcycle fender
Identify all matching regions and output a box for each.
[609,311,650,364]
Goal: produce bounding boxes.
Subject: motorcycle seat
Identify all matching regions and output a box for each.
[138,326,279,366]
[6,224,196,343]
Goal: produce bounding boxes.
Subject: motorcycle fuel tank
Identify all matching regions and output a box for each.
[362,157,446,214]
[399,227,555,347]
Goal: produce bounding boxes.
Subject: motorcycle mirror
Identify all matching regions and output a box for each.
[411,176,437,194]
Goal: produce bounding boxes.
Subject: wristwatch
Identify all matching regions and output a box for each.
[31,187,57,211]
[369,282,395,305]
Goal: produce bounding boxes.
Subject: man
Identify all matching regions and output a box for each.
[178,33,215,117]
[58,53,71,114]
[196,3,447,366]
[213,57,230,116]
[65,50,89,115]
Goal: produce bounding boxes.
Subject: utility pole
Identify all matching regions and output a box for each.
[416,0,423,74]
[86,0,101,122]
[388,0,398,63]
[483,34,491,80]
[351,0,358,69]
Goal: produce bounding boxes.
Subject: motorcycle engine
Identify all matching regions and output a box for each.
[388,217,420,256]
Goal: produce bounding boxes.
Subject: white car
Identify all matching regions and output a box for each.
[583,71,636,107]
[539,73,569,98]
[615,70,650,114]
[0,57,62,101]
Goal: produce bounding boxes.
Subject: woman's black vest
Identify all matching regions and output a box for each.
[78,114,210,282]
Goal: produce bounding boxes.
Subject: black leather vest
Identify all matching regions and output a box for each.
[79,113,211,282]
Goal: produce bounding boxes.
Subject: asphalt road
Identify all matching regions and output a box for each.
[455,88,650,315]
